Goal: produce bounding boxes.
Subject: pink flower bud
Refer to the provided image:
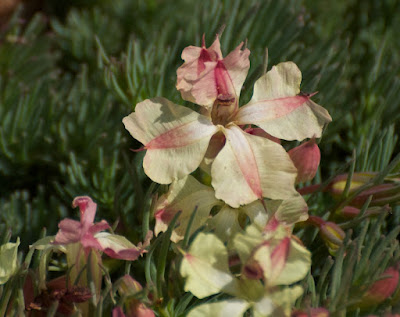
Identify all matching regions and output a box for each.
[117,275,155,317]
[288,138,320,184]
[361,266,399,307]
[329,172,400,207]
[113,307,126,317]
[118,275,143,295]
[339,205,390,219]
[308,216,345,255]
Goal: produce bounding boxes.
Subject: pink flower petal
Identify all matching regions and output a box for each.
[112,307,126,317]
[89,220,111,235]
[220,41,250,101]
[54,219,82,244]
[177,36,222,106]
[72,196,97,228]
[81,232,104,250]
[176,36,250,108]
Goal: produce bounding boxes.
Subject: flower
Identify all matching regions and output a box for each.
[154,175,308,243]
[123,36,331,208]
[54,196,151,261]
[25,275,92,316]
[180,224,311,316]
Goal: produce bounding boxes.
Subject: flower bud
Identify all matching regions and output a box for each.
[329,172,400,207]
[117,275,155,317]
[360,266,399,307]
[288,138,320,184]
[118,275,143,295]
[308,216,345,255]
[339,205,390,219]
[292,307,329,317]
[113,307,125,317]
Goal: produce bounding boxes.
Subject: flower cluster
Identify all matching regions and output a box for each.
[122,35,332,316]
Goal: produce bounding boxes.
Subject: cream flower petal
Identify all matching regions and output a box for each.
[253,286,304,317]
[271,238,311,286]
[211,125,297,207]
[265,195,309,225]
[123,97,218,184]
[180,233,241,298]
[235,62,332,141]
[188,299,250,317]
[94,232,145,261]
[154,175,222,242]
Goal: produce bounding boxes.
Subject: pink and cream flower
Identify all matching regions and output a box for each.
[54,196,151,261]
[123,36,331,208]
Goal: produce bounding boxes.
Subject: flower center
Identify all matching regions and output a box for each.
[211,95,237,126]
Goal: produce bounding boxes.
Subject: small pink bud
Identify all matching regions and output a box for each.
[320,221,345,255]
[361,266,399,307]
[118,275,143,296]
[288,138,320,184]
[117,275,155,317]
[339,205,390,219]
[113,307,126,317]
